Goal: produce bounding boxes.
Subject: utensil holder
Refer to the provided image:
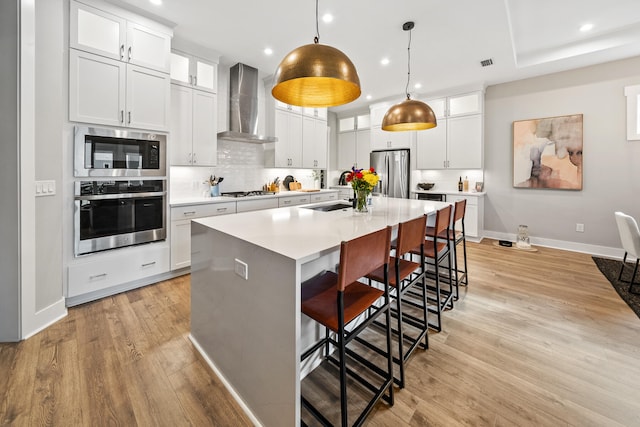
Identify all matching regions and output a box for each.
[210,185,220,197]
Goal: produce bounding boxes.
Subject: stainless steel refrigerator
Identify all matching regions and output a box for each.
[370,149,410,198]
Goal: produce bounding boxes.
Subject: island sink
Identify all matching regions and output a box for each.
[302,202,352,212]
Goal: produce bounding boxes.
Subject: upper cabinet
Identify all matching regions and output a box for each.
[70,0,171,73]
[416,91,483,170]
[170,51,218,93]
[68,0,172,131]
[369,103,414,150]
[265,96,327,169]
[337,114,371,170]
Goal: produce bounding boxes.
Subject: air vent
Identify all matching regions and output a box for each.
[480,58,493,67]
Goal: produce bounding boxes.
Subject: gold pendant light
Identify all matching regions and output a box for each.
[271,0,361,108]
[382,21,437,131]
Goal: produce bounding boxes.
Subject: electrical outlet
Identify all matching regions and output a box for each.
[576,223,585,232]
[234,258,248,280]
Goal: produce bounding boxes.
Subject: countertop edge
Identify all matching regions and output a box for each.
[170,189,339,207]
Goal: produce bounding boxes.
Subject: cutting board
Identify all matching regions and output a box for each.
[298,189,320,192]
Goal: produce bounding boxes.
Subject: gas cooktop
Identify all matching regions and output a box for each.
[221,191,276,198]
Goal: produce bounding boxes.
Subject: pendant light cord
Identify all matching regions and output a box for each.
[405,28,412,100]
[314,0,320,44]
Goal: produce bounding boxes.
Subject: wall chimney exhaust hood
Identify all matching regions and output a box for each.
[217,63,277,143]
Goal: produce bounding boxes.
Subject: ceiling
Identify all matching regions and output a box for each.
[116,0,640,114]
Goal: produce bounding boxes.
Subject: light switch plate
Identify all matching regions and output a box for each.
[35,180,56,197]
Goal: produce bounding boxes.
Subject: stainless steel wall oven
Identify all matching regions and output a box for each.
[73,126,167,256]
[74,180,166,256]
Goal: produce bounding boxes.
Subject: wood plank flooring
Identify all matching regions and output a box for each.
[1,239,639,426]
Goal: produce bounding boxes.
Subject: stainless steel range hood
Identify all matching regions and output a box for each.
[217,63,277,143]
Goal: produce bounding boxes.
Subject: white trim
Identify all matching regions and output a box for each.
[483,231,627,260]
[189,335,264,427]
[22,298,67,340]
[624,84,640,140]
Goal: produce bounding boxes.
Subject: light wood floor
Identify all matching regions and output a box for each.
[1,239,639,426]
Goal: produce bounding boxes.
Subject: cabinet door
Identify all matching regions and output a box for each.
[302,117,327,168]
[170,220,191,270]
[371,127,412,150]
[191,90,217,166]
[170,84,194,165]
[416,120,447,169]
[288,113,303,167]
[314,120,328,168]
[447,114,482,169]
[355,129,371,169]
[126,21,171,72]
[274,109,291,167]
[69,49,126,126]
[194,58,217,93]
[126,64,171,131]
[337,131,356,170]
[170,51,191,87]
[448,92,482,117]
[370,127,388,151]
[70,1,125,61]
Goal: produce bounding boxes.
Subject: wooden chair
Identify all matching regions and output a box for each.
[614,211,640,294]
[362,215,429,388]
[300,226,394,426]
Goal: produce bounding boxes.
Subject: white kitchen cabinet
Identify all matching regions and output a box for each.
[278,194,310,207]
[268,108,303,167]
[302,116,328,168]
[338,129,371,170]
[446,194,483,239]
[69,49,170,131]
[170,50,217,93]
[416,91,483,170]
[307,192,338,203]
[170,202,236,270]
[170,84,217,166]
[70,0,171,73]
[302,107,328,119]
[370,127,413,150]
[236,198,279,213]
[68,243,169,298]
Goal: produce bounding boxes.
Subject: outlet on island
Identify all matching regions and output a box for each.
[235,258,248,280]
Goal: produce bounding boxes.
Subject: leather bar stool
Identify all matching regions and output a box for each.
[419,204,453,332]
[427,199,468,300]
[300,226,394,427]
[361,214,429,388]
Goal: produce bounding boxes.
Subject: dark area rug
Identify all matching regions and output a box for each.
[592,257,640,319]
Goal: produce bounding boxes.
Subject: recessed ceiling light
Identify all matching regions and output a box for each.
[149,0,162,5]
[580,23,594,32]
[264,48,273,56]
[381,58,390,66]
[322,13,333,23]
[366,94,372,100]
[414,83,422,89]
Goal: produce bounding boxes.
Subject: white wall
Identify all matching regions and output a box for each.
[0,0,21,341]
[484,56,640,251]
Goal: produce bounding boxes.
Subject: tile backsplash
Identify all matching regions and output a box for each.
[170,140,320,199]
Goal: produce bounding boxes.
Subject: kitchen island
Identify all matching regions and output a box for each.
[190,197,446,426]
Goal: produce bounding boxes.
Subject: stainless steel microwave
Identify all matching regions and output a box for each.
[74,126,166,177]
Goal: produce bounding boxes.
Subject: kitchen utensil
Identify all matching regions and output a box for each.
[283,175,295,190]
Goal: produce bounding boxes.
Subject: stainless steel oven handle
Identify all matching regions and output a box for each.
[75,191,166,201]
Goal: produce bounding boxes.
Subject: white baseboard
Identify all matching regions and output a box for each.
[22,297,67,340]
[482,231,629,260]
[189,334,263,427]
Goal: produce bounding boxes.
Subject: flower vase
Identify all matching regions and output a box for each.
[354,189,369,213]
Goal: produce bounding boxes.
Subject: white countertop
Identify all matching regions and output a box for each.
[412,189,486,196]
[170,189,339,207]
[194,196,447,262]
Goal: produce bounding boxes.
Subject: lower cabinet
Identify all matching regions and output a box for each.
[278,195,310,207]
[68,243,170,298]
[307,192,338,204]
[446,194,483,239]
[170,202,236,270]
[236,198,279,213]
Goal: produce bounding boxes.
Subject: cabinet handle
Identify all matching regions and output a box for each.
[283,200,291,205]
[192,153,197,164]
[120,110,124,123]
[193,76,197,86]
[216,207,227,212]
[120,44,125,60]
[141,261,156,268]
[189,75,193,85]
[128,46,132,61]
[127,111,131,124]
[89,273,107,279]
[183,211,196,216]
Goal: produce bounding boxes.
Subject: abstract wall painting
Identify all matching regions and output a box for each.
[513,114,583,190]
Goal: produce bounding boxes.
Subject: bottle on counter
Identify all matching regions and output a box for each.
[458,176,463,192]
[463,176,469,192]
